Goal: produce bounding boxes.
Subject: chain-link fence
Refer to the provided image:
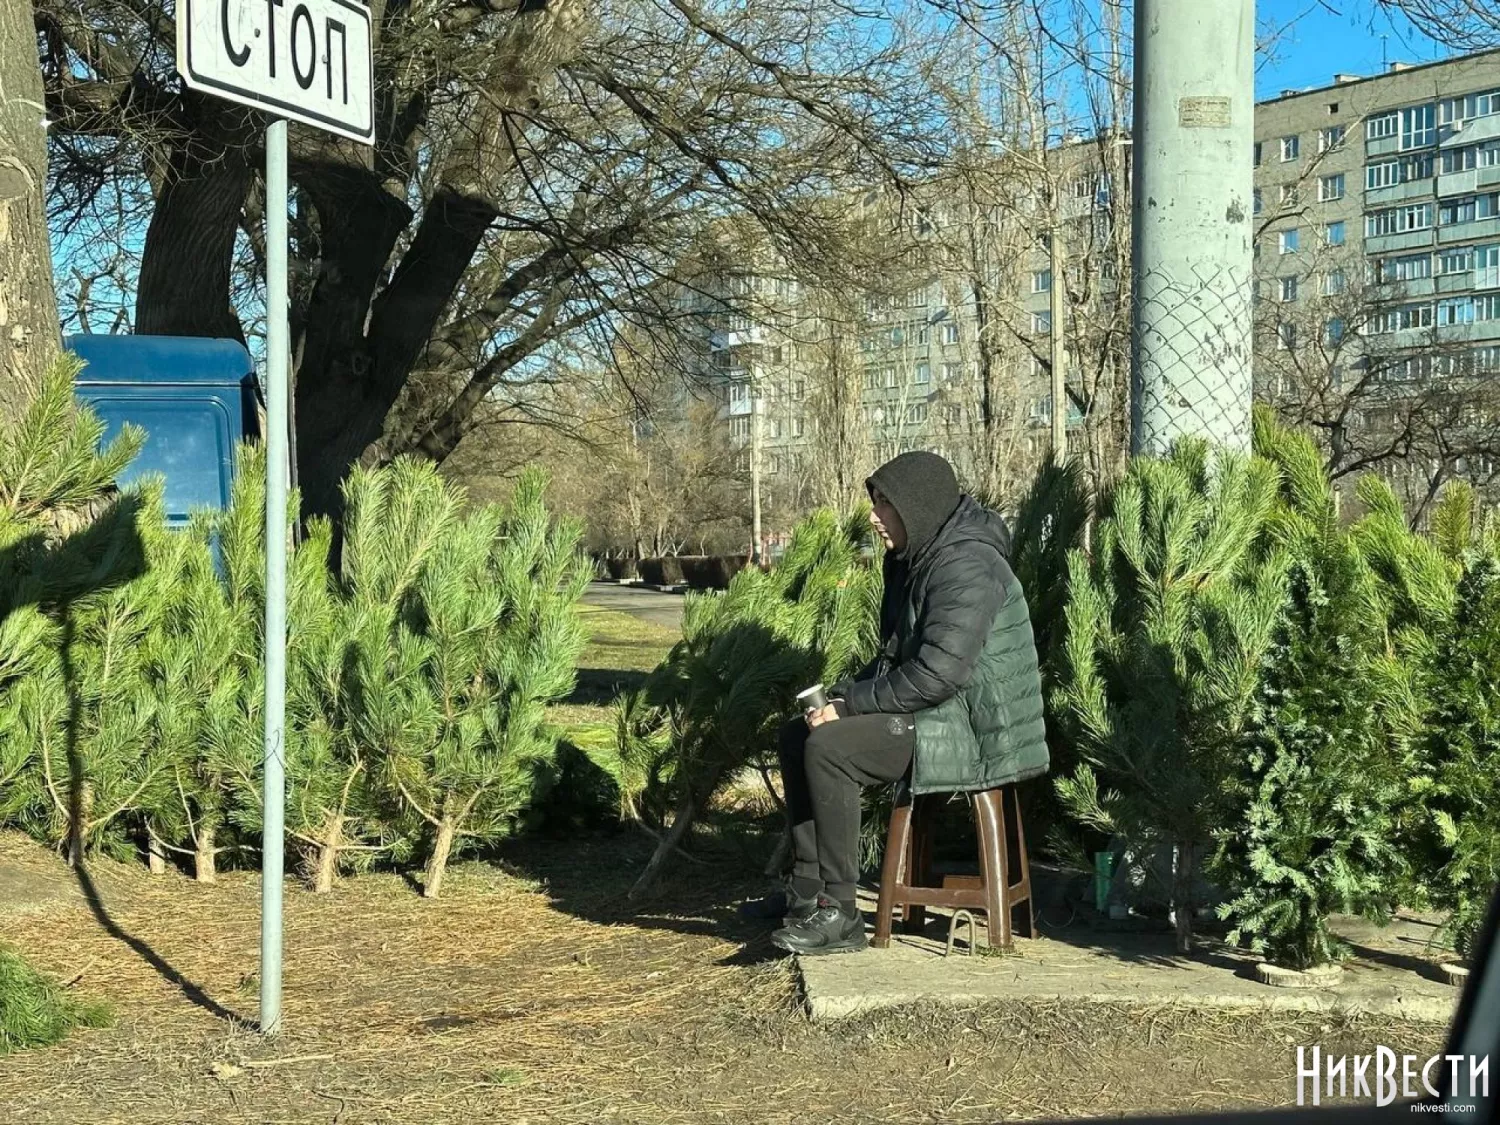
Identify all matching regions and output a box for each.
[1129,261,1255,458]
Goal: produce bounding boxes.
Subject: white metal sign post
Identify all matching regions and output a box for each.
[177,0,373,1036]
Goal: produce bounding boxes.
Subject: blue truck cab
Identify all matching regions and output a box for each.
[66,335,262,527]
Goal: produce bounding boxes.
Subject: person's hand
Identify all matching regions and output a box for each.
[806,703,840,728]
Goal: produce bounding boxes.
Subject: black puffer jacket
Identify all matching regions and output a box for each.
[832,494,1011,715]
[828,453,1049,794]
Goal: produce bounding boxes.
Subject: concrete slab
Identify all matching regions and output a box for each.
[797,891,1460,1025]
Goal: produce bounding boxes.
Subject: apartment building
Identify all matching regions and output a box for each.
[692,48,1500,534]
[1253,50,1500,487]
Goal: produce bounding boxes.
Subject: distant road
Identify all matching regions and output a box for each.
[582,582,684,632]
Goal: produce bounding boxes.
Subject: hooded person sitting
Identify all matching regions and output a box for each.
[747,450,1049,955]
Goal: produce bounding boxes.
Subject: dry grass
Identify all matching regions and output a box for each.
[0,603,1454,1123]
[0,830,1450,1125]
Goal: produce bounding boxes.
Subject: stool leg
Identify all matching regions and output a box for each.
[902,796,929,934]
[874,799,912,949]
[974,789,1011,950]
[1008,785,1035,939]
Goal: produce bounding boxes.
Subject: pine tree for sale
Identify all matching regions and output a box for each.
[141,446,270,880]
[1210,413,1405,969]
[629,507,881,897]
[1057,441,1288,952]
[0,358,143,839]
[372,463,592,899]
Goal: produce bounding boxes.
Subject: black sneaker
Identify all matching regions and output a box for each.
[738,883,821,928]
[770,895,868,956]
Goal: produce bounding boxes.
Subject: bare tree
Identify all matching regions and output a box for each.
[37,1,956,521]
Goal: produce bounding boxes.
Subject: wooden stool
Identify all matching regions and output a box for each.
[873,782,1034,950]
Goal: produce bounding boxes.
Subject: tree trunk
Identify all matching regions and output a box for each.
[147,831,168,876]
[629,767,723,900]
[67,781,93,867]
[194,815,218,884]
[1172,839,1196,954]
[423,819,457,900]
[313,814,343,894]
[0,0,61,420]
[135,96,254,341]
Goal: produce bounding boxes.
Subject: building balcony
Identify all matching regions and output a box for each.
[1439,217,1500,245]
[1482,166,1500,190]
[709,325,767,350]
[1438,272,1474,294]
[1438,170,1479,198]
[1364,229,1436,255]
[1442,115,1500,148]
[1377,276,1437,299]
[1365,135,1401,159]
[1436,319,1500,344]
[1366,179,1438,206]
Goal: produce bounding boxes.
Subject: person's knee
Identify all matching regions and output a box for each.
[803,724,849,776]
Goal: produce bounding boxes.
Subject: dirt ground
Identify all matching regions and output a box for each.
[0,830,1450,1125]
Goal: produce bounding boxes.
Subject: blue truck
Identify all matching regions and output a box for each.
[66,334,263,527]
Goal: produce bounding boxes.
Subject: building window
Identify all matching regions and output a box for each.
[1278,229,1300,254]
[1318,173,1345,202]
[1438,247,1474,275]
[1280,183,1300,206]
[941,361,961,382]
[914,361,931,385]
[1366,112,1398,140]
[944,404,962,425]
[1441,193,1500,226]
[905,403,928,424]
[1367,160,1400,190]
[1324,220,1345,246]
[730,417,751,439]
[1032,311,1052,334]
[1378,252,1433,283]
[1324,268,1346,296]
[768,418,784,439]
[1319,124,1346,152]
[1477,244,1500,289]
[1438,297,1476,327]
[1475,293,1500,321]
[729,381,749,406]
[1032,269,1052,293]
[907,287,927,307]
[863,367,879,390]
[1401,104,1437,150]
[1280,275,1298,302]
[1280,135,1300,162]
[793,379,806,399]
[942,322,960,345]
[1443,146,1479,175]
[883,366,898,388]
[1440,88,1500,125]
[1253,188,1263,215]
[1370,303,1434,333]
[1325,318,1346,346]
[1253,141,1262,167]
[792,416,805,438]
[911,323,929,345]
[1365,203,1434,237]
[1277,322,1296,350]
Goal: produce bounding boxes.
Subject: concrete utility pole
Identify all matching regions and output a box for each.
[1130,0,1255,456]
[1049,225,1067,465]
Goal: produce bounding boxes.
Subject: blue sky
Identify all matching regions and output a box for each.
[1255,0,1454,99]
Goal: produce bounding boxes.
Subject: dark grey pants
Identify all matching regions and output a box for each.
[777,708,915,903]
